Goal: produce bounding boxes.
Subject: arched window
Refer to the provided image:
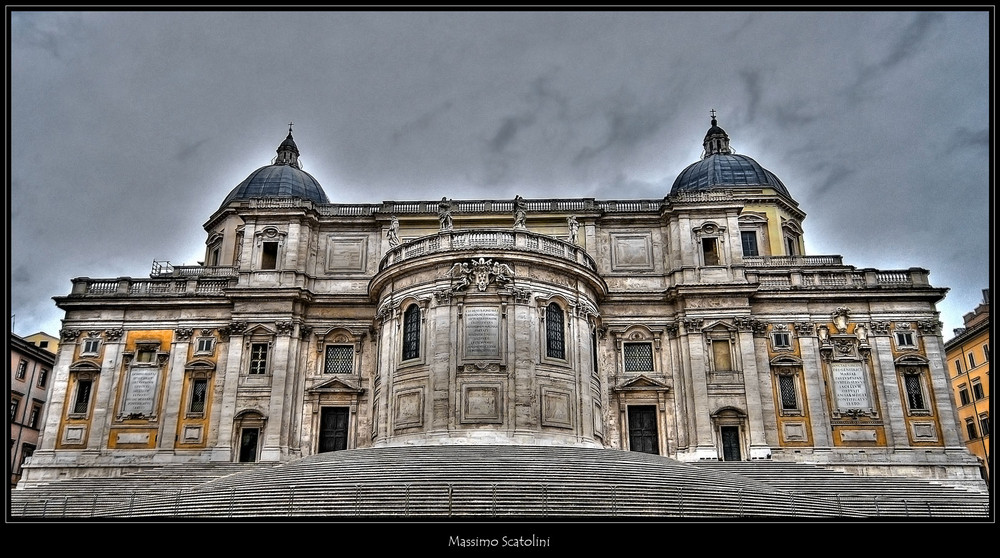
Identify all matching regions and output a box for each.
[546,302,565,359]
[402,304,421,360]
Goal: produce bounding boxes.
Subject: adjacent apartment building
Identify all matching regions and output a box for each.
[945,289,991,483]
[10,333,56,487]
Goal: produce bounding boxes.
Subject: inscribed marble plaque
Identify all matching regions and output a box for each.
[464,307,500,358]
[121,367,158,416]
[831,362,870,410]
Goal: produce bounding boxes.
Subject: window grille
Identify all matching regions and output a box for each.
[904,374,924,410]
[546,303,565,359]
[623,342,654,372]
[325,345,354,374]
[779,375,797,410]
[403,305,420,360]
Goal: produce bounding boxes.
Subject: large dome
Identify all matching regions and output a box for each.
[670,153,789,197]
[669,114,790,198]
[219,130,330,208]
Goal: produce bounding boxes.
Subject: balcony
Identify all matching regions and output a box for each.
[379,228,597,272]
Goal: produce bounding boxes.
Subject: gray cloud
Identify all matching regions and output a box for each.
[9,10,990,339]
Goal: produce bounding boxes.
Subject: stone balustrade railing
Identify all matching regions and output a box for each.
[380,229,596,271]
[71,276,235,297]
[747,267,931,290]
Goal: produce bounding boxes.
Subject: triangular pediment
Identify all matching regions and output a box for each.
[307,376,363,394]
[614,374,670,392]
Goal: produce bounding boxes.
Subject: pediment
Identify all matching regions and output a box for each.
[184,358,216,371]
[769,355,803,366]
[613,374,670,392]
[69,360,102,372]
[894,353,929,366]
[307,376,364,394]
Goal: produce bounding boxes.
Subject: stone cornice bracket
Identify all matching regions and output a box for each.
[682,318,703,332]
[869,321,890,335]
[664,323,678,338]
[793,322,814,336]
[104,328,124,342]
[60,328,81,342]
[276,321,294,336]
[174,328,194,341]
[917,320,942,335]
[299,325,313,341]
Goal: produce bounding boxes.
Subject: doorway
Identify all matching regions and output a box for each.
[319,407,349,452]
[720,426,742,461]
[238,428,259,462]
[628,405,659,455]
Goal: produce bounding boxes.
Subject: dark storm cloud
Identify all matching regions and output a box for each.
[8,10,990,340]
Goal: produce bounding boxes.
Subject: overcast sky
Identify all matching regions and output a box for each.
[8,9,991,342]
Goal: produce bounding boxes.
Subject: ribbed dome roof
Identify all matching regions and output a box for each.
[219,129,330,208]
[669,112,790,198]
[670,153,789,197]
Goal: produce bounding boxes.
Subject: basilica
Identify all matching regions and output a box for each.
[19,115,985,494]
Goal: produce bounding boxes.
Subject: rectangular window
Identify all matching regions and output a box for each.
[983,344,990,362]
[740,231,759,257]
[10,397,20,421]
[965,418,978,440]
[38,341,49,349]
[895,332,915,348]
[904,374,925,411]
[82,338,101,355]
[959,386,971,406]
[968,353,976,369]
[261,242,279,270]
[772,332,791,349]
[28,405,41,429]
[623,342,654,372]
[785,236,798,256]
[73,379,92,414]
[702,238,720,266]
[37,369,49,389]
[249,343,269,375]
[972,380,985,400]
[979,414,990,437]
[190,379,208,413]
[954,359,963,374]
[324,345,354,374]
[20,444,35,470]
[712,339,733,371]
[778,374,798,410]
[15,360,27,380]
[135,345,158,363]
[195,337,215,354]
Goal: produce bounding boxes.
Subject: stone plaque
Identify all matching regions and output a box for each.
[121,367,158,416]
[328,237,367,272]
[464,307,500,358]
[831,362,870,410]
[540,388,572,428]
[394,389,424,429]
[461,385,502,423]
[116,432,150,444]
[611,233,653,271]
[840,429,877,442]
[783,422,807,441]
[183,426,203,442]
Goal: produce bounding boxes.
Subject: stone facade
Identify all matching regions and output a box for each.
[20,121,985,489]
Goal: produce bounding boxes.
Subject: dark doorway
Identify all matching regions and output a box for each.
[319,407,349,452]
[628,406,659,455]
[721,426,742,461]
[238,428,259,462]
